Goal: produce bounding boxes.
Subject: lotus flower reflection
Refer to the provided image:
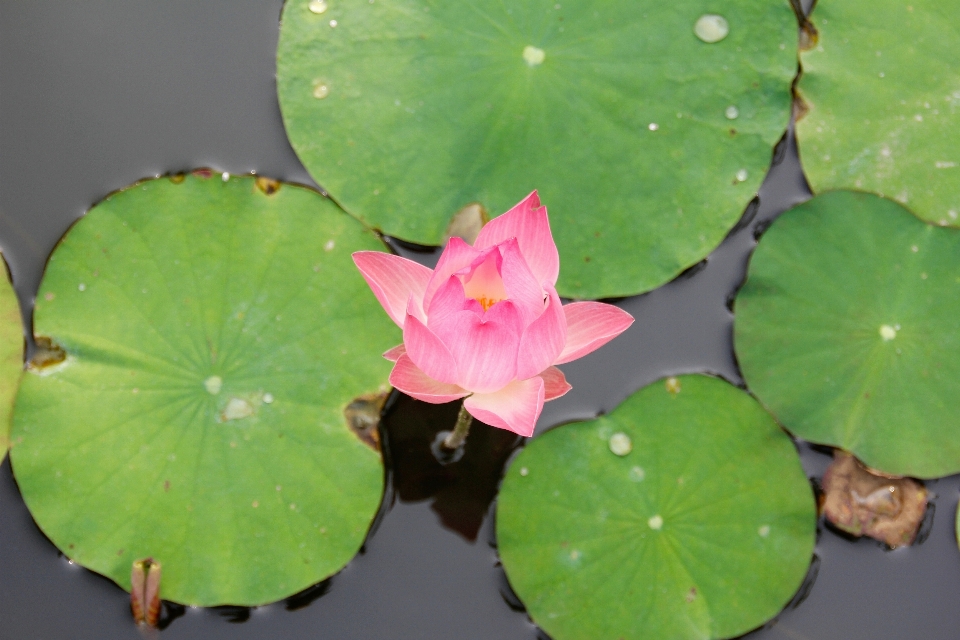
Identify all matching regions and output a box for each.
[352,192,634,437]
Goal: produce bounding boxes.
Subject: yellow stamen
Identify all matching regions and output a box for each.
[475,296,501,311]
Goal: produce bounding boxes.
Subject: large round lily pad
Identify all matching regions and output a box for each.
[496,375,815,640]
[796,0,960,226]
[277,0,798,299]
[10,173,400,605]
[736,190,960,478]
[0,254,23,459]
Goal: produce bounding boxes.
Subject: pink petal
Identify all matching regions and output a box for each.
[539,366,572,401]
[498,239,545,325]
[464,377,545,437]
[383,344,406,362]
[515,285,567,380]
[554,302,635,365]
[431,300,524,393]
[352,251,433,328]
[403,306,460,385]
[423,237,481,310]
[474,191,560,287]
[390,355,470,404]
[427,275,470,330]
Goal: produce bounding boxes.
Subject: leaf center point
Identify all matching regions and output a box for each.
[522,45,545,67]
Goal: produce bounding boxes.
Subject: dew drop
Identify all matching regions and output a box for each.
[520,467,529,476]
[263,393,274,404]
[608,432,632,456]
[223,397,253,421]
[78,283,86,292]
[758,525,771,537]
[648,122,659,131]
[329,19,338,27]
[629,466,646,482]
[313,83,330,99]
[735,169,749,182]
[648,515,664,530]
[694,14,729,43]
[911,245,919,253]
[725,105,739,120]
[879,324,897,341]
[522,45,545,66]
[308,0,328,13]
[204,375,223,395]
[325,239,336,251]
[221,172,230,182]
[665,377,681,394]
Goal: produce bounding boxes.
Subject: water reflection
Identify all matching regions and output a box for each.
[383,393,523,542]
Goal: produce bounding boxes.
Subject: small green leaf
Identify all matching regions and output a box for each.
[736,190,960,477]
[796,0,960,226]
[0,255,23,459]
[276,0,798,299]
[11,174,400,605]
[497,375,815,640]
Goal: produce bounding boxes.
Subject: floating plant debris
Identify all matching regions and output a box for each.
[10,174,399,605]
[736,191,960,478]
[276,0,797,299]
[821,451,928,548]
[497,375,815,640]
[796,0,960,227]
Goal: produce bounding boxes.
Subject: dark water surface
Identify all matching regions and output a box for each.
[2,1,960,639]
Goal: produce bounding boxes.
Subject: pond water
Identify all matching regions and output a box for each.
[2,1,960,638]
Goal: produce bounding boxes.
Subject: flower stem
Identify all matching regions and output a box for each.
[442,404,473,450]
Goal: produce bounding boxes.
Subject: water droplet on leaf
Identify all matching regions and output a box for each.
[694,14,729,43]
[608,432,632,456]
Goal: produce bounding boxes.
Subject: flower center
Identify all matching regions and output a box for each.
[474,296,500,312]
[462,251,508,313]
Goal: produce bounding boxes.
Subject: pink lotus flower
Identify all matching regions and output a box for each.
[352,191,634,437]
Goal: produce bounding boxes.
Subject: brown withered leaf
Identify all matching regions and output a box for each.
[821,451,927,548]
[444,203,488,246]
[344,392,388,452]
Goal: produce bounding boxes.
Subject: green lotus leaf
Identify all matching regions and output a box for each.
[0,254,23,459]
[735,190,960,477]
[796,0,960,227]
[276,0,798,299]
[496,374,815,640]
[10,173,400,605]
